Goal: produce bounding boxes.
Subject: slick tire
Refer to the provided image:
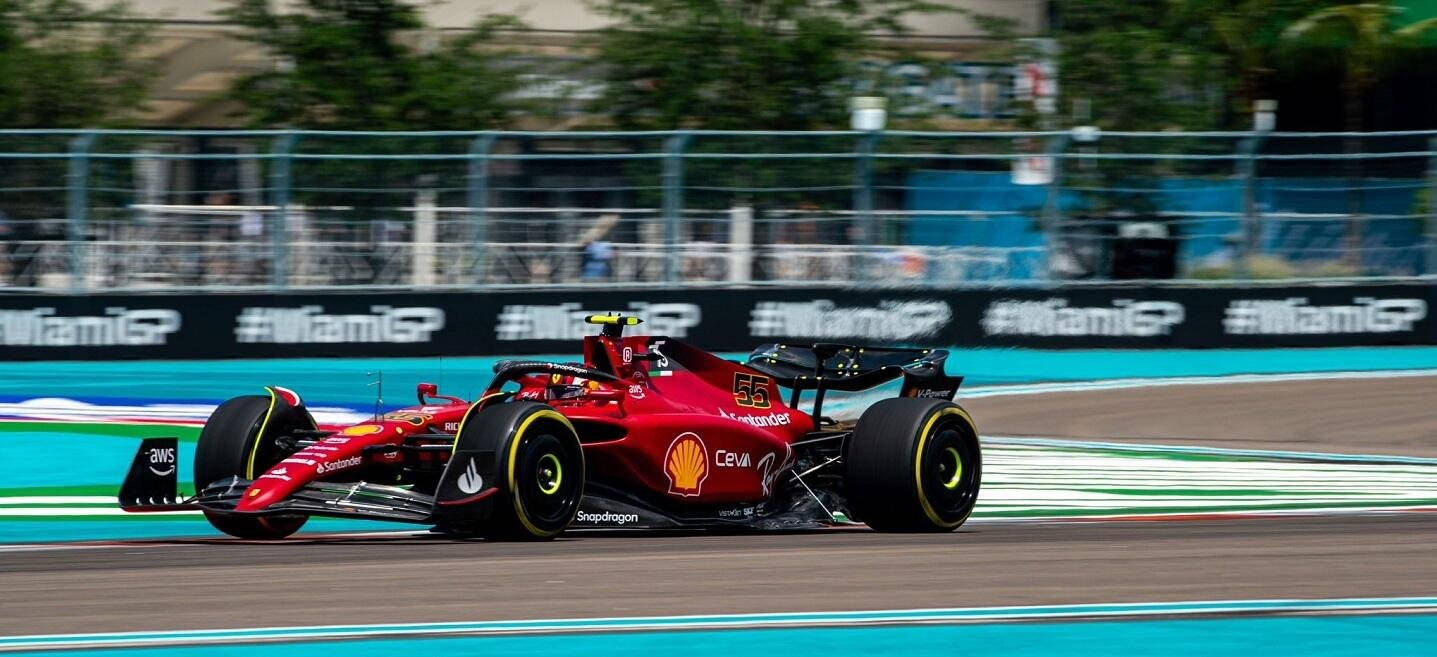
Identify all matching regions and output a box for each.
[451,401,584,540]
[194,394,307,540]
[845,398,981,533]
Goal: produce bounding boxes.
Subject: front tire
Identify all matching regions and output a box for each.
[845,398,982,532]
[194,394,308,539]
[450,401,585,540]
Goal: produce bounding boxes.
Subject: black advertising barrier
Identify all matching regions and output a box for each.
[0,281,1433,360]
[958,282,1435,349]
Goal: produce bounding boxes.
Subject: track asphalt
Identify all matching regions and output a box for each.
[2,514,1435,636]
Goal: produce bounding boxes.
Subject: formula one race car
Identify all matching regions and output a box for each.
[119,315,981,539]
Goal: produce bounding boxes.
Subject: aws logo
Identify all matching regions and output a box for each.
[664,432,709,497]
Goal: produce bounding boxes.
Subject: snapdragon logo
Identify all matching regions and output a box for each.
[981,298,1185,337]
[1224,297,1427,335]
[575,511,641,525]
[749,300,951,340]
[234,306,444,344]
[0,307,180,347]
[496,302,701,340]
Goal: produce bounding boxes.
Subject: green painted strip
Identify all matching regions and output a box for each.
[0,485,122,497]
[0,504,116,509]
[1075,488,1387,497]
[982,499,1437,518]
[0,515,203,523]
[0,421,201,441]
[1019,446,1245,463]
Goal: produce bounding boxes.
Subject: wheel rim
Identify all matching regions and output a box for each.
[512,428,583,531]
[939,446,962,490]
[536,453,563,495]
[919,418,981,524]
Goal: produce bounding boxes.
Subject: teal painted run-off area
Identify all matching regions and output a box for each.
[5,612,1436,657]
[5,345,1437,405]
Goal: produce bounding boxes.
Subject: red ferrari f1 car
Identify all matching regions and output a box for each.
[120,315,981,539]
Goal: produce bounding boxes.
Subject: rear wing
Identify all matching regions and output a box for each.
[746,343,963,424]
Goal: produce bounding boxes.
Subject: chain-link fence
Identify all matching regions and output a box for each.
[0,129,1433,290]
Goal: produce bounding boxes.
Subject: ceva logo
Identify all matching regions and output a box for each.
[664,432,708,497]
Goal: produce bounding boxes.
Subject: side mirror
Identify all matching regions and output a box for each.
[417,382,438,404]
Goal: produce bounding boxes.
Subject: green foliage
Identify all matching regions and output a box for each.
[1281,2,1437,128]
[222,0,528,129]
[1054,0,1350,131]
[586,0,947,130]
[0,0,151,127]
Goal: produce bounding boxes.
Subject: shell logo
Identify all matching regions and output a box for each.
[340,424,384,437]
[664,432,709,497]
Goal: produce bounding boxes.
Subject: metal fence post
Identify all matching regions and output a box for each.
[1236,134,1263,280]
[467,132,497,286]
[1427,137,1437,277]
[662,133,690,284]
[1041,133,1070,279]
[268,132,298,289]
[65,131,97,291]
[854,131,880,244]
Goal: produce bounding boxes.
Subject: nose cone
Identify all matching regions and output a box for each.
[233,463,311,512]
[232,444,369,512]
[235,481,287,512]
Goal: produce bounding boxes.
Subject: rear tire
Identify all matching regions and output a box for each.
[845,398,981,532]
[194,394,308,539]
[450,401,584,540]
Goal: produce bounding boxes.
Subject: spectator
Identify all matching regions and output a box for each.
[581,240,613,281]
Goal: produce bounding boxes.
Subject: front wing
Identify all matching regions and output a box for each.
[118,438,497,525]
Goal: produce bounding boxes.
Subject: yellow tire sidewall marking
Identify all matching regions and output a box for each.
[244,387,314,531]
[913,405,977,528]
[449,392,513,456]
[245,386,317,479]
[506,408,580,538]
[245,387,281,480]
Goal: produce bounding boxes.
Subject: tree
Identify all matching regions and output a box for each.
[1204,0,1347,120]
[1055,0,1221,131]
[1282,2,1437,131]
[586,0,945,130]
[0,0,151,127]
[223,0,527,129]
[1053,0,1348,131]
[1281,3,1437,268]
